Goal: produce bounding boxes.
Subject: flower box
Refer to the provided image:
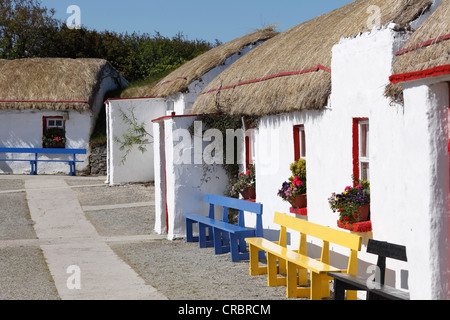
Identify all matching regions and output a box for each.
[288,193,307,209]
[337,220,372,232]
[240,187,256,200]
[290,207,308,216]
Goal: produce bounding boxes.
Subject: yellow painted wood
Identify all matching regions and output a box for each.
[246,238,342,274]
[287,261,310,298]
[248,243,267,276]
[273,212,362,251]
[246,213,363,300]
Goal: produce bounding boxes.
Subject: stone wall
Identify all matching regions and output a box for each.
[89,144,107,176]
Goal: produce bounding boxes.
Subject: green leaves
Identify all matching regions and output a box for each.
[0,0,215,83]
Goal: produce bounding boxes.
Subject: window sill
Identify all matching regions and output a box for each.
[290,207,307,216]
[337,220,372,232]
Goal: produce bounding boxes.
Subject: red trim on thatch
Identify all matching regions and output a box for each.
[104,97,157,103]
[151,113,204,123]
[0,99,89,103]
[396,33,450,56]
[200,65,331,95]
[389,65,450,84]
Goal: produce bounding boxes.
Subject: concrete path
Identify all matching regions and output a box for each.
[24,177,167,300]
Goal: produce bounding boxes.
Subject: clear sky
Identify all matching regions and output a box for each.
[39,0,355,43]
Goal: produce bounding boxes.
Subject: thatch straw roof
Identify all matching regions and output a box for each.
[386,0,450,102]
[191,0,433,116]
[0,58,125,111]
[143,27,279,98]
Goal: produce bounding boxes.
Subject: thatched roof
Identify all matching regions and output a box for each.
[386,0,450,102]
[191,0,433,116]
[0,58,126,111]
[142,27,279,98]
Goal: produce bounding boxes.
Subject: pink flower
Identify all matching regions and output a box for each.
[345,186,352,191]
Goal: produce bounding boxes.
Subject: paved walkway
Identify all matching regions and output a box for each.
[20,176,167,300]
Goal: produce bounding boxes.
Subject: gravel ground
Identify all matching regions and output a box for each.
[0,176,305,301]
[0,181,59,300]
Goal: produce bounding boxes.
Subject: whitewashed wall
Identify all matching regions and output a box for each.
[105,98,166,185]
[0,74,125,175]
[0,109,91,174]
[153,115,229,240]
[254,27,449,299]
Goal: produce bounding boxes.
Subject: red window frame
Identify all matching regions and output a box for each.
[42,116,65,148]
[293,125,306,161]
[352,118,369,184]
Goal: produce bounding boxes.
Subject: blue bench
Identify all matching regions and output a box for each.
[184,194,264,262]
[0,147,87,176]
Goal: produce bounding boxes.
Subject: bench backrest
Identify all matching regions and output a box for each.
[274,212,362,274]
[205,194,263,237]
[0,148,86,155]
[367,239,407,285]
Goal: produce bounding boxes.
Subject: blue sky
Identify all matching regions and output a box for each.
[39,0,355,43]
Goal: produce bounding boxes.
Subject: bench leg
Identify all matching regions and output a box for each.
[213,228,225,254]
[310,272,323,300]
[229,233,239,262]
[199,223,207,248]
[199,224,213,248]
[185,219,198,243]
[333,279,346,300]
[267,253,286,287]
[30,161,37,175]
[69,161,75,176]
[249,245,267,276]
[287,262,310,298]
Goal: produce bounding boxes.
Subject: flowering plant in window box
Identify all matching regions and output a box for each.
[42,127,66,148]
[277,159,307,208]
[229,164,256,200]
[329,178,370,226]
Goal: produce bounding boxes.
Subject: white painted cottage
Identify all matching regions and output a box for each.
[0,58,127,175]
[105,28,278,188]
[188,0,449,300]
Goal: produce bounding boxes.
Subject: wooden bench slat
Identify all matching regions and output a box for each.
[0,148,86,154]
[184,214,254,234]
[246,237,343,274]
[0,147,86,176]
[329,272,410,300]
[184,194,264,263]
[273,212,362,251]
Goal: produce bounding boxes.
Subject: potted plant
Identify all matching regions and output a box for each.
[229,164,256,200]
[42,127,66,148]
[329,178,370,229]
[277,159,307,208]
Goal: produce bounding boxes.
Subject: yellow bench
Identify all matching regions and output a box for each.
[245,212,362,300]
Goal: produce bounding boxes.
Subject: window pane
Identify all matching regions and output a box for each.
[48,120,55,127]
[55,120,63,127]
[300,129,306,158]
[361,162,370,181]
[360,123,369,158]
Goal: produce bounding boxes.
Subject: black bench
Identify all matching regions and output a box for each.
[0,147,87,176]
[328,239,409,300]
[184,194,263,262]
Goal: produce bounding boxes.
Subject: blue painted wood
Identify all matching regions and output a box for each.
[183,194,264,262]
[0,147,86,176]
[0,148,86,154]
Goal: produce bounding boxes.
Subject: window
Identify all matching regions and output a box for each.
[245,129,256,169]
[294,125,306,161]
[46,118,64,129]
[43,116,66,148]
[353,118,369,181]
